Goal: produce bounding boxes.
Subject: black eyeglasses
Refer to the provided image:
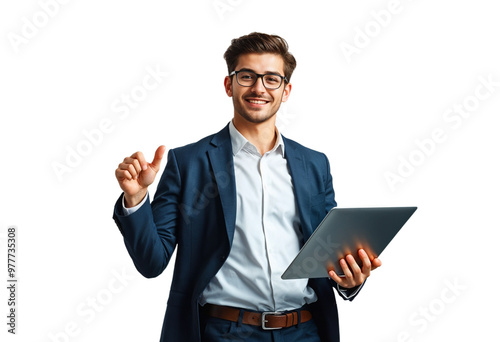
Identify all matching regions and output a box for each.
[229,70,288,90]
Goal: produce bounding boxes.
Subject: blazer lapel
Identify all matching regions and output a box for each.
[283,137,314,241]
[206,128,314,246]
[207,125,237,245]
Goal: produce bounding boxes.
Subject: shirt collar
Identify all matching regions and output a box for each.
[228,120,285,157]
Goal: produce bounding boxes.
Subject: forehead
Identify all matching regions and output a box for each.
[235,53,285,74]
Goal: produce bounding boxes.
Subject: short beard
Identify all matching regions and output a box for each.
[235,107,278,124]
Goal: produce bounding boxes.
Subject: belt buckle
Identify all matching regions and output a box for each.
[261,311,283,330]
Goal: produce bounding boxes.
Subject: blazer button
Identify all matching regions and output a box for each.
[220,255,227,261]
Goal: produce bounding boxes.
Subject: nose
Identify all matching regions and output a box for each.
[250,75,267,93]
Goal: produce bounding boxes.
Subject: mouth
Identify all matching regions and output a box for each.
[245,98,270,106]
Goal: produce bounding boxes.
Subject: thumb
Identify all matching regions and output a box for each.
[149,145,166,171]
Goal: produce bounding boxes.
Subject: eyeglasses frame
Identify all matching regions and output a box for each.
[229,70,289,90]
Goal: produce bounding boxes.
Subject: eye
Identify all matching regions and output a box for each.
[265,75,280,84]
[239,72,255,80]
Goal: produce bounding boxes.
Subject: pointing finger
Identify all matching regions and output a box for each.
[150,145,166,171]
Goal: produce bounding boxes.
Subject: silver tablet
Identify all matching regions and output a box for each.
[281,207,417,279]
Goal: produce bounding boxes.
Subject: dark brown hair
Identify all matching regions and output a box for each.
[223,32,297,83]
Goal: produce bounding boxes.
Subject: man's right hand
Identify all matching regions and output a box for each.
[115,145,166,208]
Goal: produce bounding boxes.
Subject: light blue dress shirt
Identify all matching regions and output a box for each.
[199,121,317,311]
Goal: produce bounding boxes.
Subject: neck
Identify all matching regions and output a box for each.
[232,117,277,155]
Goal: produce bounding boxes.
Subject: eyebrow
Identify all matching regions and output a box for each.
[238,68,283,76]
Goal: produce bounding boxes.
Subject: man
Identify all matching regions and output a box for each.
[113,32,381,342]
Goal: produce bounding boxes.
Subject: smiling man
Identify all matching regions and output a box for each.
[113,32,381,342]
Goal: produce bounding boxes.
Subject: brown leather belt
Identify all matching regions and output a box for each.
[202,304,312,330]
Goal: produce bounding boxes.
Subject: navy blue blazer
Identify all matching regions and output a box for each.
[113,124,359,342]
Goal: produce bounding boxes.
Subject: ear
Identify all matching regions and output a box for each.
[281,82,292,103]
[224,76,233,97]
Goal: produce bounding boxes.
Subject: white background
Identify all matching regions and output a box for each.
[1,0,499,341]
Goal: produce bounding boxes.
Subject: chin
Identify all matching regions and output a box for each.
[241,112,276,124]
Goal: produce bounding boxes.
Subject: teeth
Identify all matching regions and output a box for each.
[247,100,267,104]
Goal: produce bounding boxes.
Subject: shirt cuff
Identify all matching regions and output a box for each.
[337,281,363,300]
[122,192,149,216]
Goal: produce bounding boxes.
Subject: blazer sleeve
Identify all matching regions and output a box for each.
[112,149,181,278]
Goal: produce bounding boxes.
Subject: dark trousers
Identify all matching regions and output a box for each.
[201,315,322,342]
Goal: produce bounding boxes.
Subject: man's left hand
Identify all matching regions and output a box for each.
[328,249,382,289]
